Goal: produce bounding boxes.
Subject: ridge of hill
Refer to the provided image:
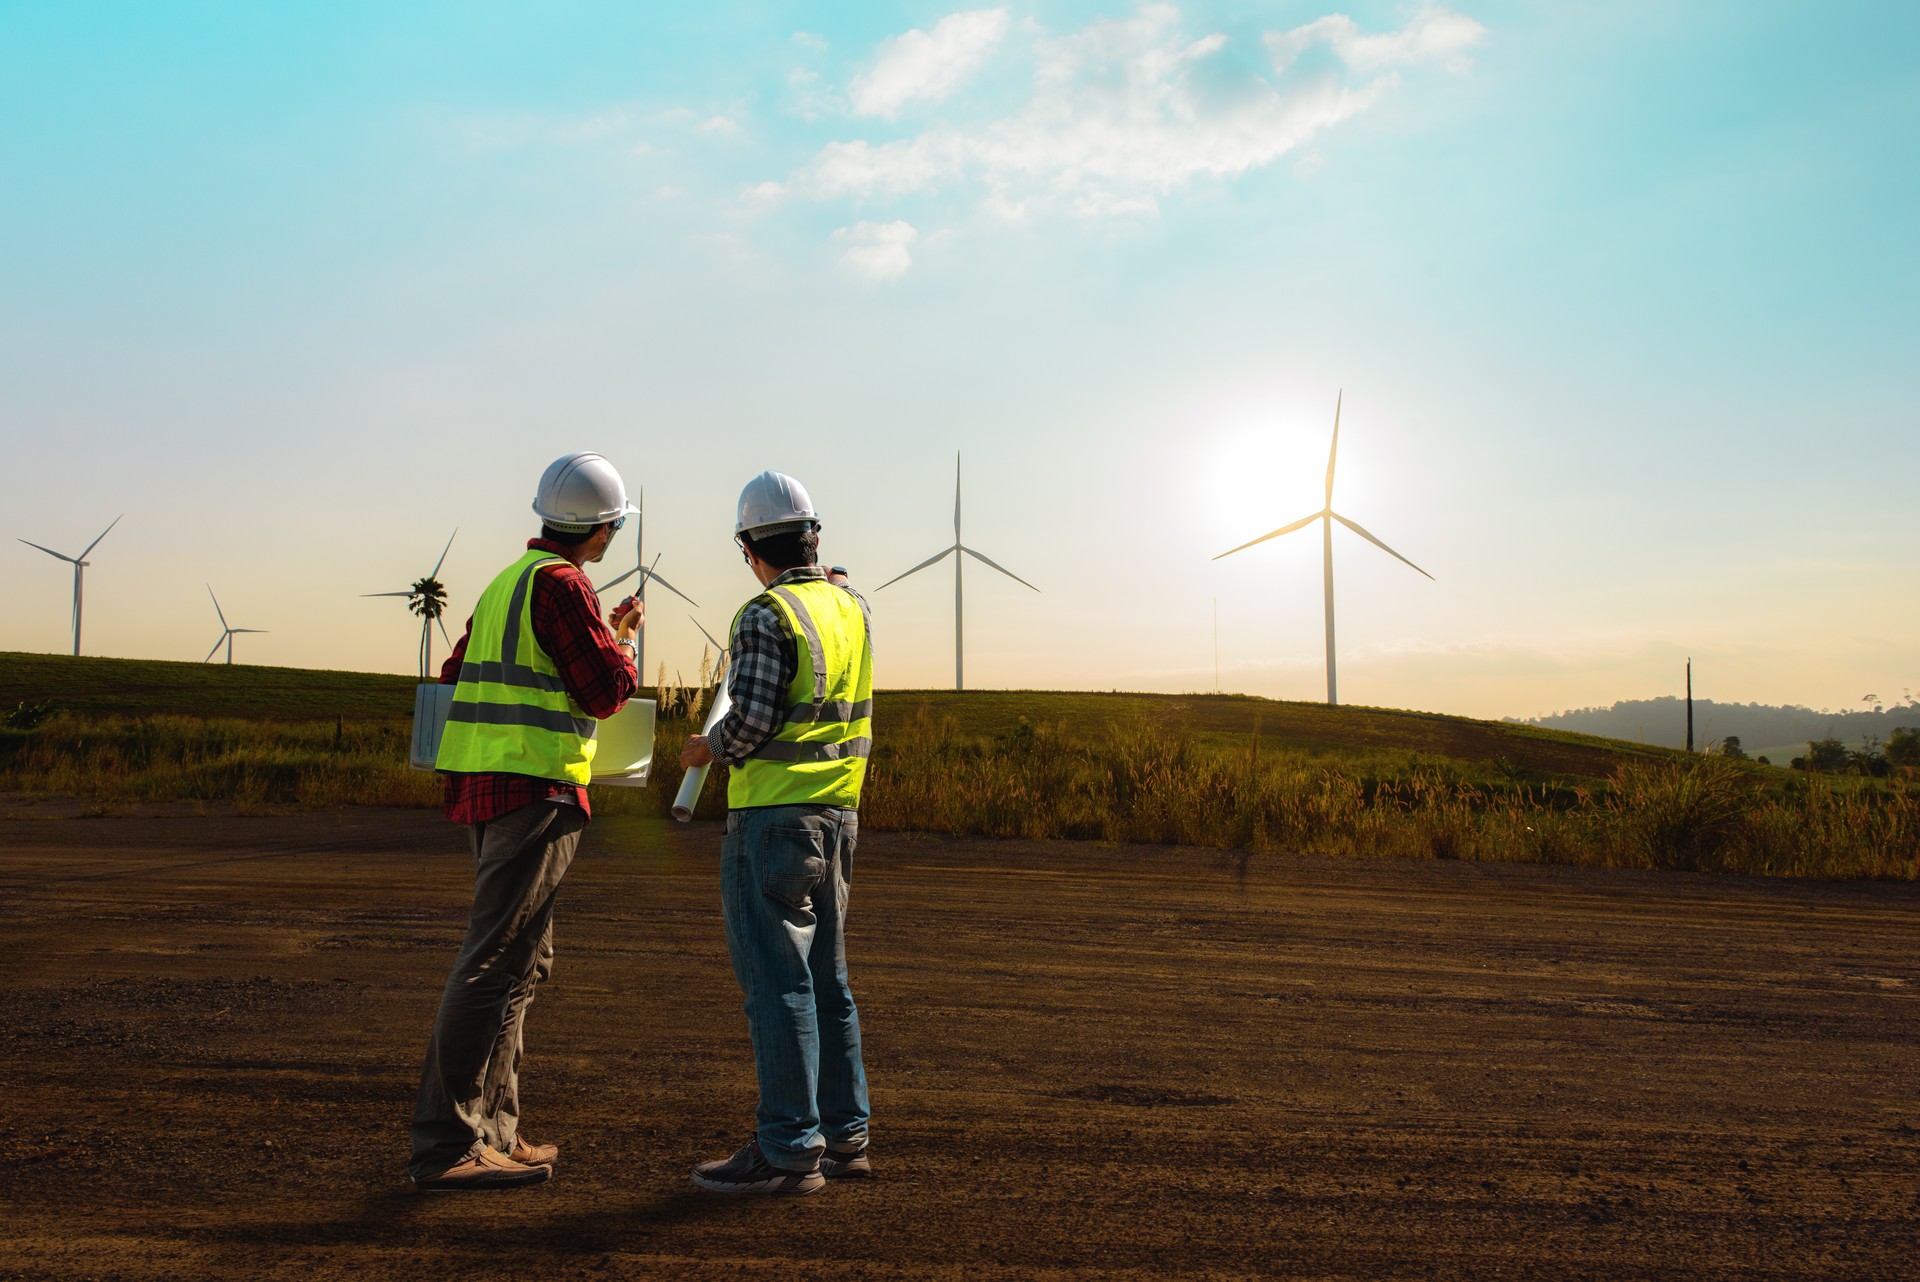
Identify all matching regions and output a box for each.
[1520,696,1920,759]
[1,651,1672,783]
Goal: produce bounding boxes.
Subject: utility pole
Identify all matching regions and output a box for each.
[1686,658,1694,754]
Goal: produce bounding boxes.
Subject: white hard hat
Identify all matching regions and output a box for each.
[735,471,819,538]
[533,452,639,532]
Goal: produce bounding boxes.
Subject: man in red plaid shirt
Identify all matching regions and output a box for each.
[407,452,643,1193]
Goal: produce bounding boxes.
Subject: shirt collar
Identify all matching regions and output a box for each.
[770,565,828,588]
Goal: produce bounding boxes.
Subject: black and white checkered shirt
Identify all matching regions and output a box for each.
[707,566,872,767]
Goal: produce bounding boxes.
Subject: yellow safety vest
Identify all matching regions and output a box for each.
[726,579,873,810]
[436,549,598,785]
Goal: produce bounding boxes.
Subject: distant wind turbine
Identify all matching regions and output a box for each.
[876,453,1038,691]
[204,586,266,665]
[17,516,122,656]
[364,529,457,679]
[595,491,698,681]
[1213,392,1432,706]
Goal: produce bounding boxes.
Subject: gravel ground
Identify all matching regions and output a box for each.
[2,804,1917,1280]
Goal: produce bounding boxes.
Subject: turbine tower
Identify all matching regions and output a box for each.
[363,529,458,679]
[595,490,699,682]
[876,452,1038,690]
[204,586,267,664]
[1213,392,1432,706]
[17,516,122,656]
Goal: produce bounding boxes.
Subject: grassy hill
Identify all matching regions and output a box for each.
[3,651,1911,880]
[2,651,1666,783]
[0,651,418,721]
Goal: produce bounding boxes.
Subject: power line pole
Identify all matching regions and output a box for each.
[1686,658,1694,754]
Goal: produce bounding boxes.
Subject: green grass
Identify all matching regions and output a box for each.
[1,651,417,721]
[4,653,1914,880]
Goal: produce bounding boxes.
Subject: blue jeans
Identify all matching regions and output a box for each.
[720,804,870,1170]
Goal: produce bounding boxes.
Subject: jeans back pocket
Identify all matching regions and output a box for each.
[762,824,829,912]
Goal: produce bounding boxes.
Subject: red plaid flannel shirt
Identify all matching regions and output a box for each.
[438,539,639,824]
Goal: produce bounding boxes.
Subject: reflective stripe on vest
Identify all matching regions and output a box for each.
[726,579,873,810]
[435,550,598,784]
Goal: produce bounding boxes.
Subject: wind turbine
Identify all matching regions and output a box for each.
[876,452,1038,690]
[363,529,457,680]
[204,586,266,664]
[1213,392,1432,706]
[595,491,698,681]
[17,516,121,656]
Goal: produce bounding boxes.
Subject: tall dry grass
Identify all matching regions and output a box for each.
[4,704,1915,880]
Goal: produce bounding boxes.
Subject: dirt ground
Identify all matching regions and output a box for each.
[1,805,1917,1281]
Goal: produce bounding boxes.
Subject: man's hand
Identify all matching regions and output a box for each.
[612,597,645,641]
[681,735,714,769]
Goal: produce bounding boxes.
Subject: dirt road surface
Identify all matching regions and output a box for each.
[2,806,1917,1280]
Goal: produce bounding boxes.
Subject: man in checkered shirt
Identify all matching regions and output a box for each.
[681,471,875,1195]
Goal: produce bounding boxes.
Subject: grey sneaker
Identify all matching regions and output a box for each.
[692,1140,825,1195]
[820,1146,871,1179]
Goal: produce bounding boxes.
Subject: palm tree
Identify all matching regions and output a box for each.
[408,574,450,679]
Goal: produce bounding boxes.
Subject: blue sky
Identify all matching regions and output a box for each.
[3,1,1916,718]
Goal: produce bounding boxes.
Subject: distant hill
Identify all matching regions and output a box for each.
[1518,696,1920,759]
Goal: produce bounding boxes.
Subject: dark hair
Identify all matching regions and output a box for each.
[742,526,819,571]
[541,522,606,548]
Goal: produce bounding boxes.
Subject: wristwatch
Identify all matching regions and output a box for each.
[615,636,637,654]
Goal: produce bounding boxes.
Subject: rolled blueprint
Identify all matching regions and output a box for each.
[671,680,734,822]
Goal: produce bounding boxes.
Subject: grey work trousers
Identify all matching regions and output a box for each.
[408,799,585,1179]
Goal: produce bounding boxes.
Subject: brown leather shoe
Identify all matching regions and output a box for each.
[509,1136,558,1167]
[413,1146,551,1192]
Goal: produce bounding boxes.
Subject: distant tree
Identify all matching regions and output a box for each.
[1849,737,1890,777]
[1718,735,1748,760]
[1756,755,1771,766]
[1804,737,1849,772]
[1889,727,1920,768]
[1790,756,1806,771]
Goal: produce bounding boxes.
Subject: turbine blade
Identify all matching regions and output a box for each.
[437,616,452,649]
[362,591,414,598]
[594,568,638,595]
[954,452,962,541]
[17,539,76,563]
[1325,390,1341,506]
[960,545,1039,592]
[79,514,123,562]
[431,527,458,578]
[204,636,226,663]
[231,628,268,634]
[689,615,728,653]
[1330,512,1434,579]
[874,545,956,591]
[1211,511,1322,560]
[643,569,699,608]
[207,584,228,629]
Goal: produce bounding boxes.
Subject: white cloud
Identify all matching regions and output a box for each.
[696,114,741,136]
[1268,3,1487,75]
[832,220,920,281]
[791,31,829,53]
[849,7,1012,119]
[792,3,1432,220]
